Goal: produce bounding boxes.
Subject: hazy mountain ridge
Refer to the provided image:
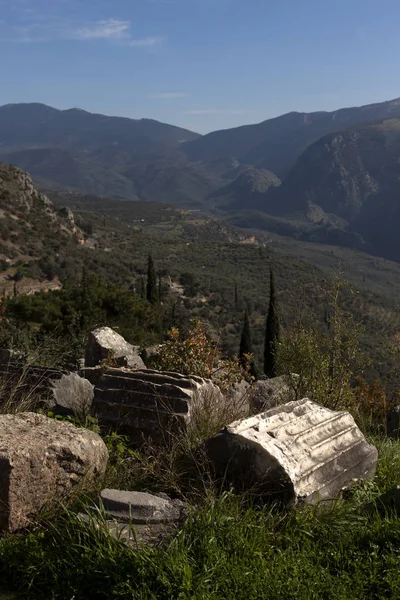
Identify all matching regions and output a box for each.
[183,98,400,177]
[3,99,400,261]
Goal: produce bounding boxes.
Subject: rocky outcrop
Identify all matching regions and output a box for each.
[204,399,378,505]
[85,327,146,369]
[0,413,108,532]
[91,367,223,442]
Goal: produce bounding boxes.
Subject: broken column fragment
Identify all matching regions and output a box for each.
[91,368,223,442]
[204,399,378,505]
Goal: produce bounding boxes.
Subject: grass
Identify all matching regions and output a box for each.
[1,435,400,599]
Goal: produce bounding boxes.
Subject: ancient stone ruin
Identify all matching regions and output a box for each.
[79,489,187,546]
[204,398,378,505]
[85,326,146,369]
[0,413,108,532]
[90,367,223,442]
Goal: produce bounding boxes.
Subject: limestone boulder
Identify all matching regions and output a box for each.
[0,413,108,532]
[204,399,378,506]
[85,327,146,369]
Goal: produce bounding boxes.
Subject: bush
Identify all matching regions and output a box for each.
[149,319,246,390]
[278,274,365,413]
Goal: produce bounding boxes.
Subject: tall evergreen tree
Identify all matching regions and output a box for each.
[139,276,146,300]
[146,255,157,305]
[239,309,252,366]
[234,282,239,309]
[264,269,280,378]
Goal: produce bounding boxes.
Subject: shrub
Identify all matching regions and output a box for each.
[278,273,365,413]
[149,319,246,390]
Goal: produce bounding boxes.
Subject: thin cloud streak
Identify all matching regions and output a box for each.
[73,19,130,40]
[0,17,164,47]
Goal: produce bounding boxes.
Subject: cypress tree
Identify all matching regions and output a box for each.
[239,309,252,366]
[146,255,157,304]
[139,276,146,299]
[264,269,280,378]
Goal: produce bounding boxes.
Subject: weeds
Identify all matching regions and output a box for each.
[2,479,400,600]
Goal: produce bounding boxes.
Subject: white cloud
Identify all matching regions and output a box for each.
[72,19,130,41]
[1,16,164,47]
[150,92,188,99]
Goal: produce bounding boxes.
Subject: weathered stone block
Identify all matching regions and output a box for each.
[85,327,145,369]
[204,399,378,505]
[92,368,223,442]
[99,489,186,524]
[50,372,94,418]
[0,413,108,532]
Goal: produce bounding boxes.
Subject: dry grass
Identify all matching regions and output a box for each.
[103,384,253,502]
[0,366,46,414]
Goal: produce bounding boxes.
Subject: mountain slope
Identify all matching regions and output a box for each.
[0,103,225,203]
[183,98,400,178]
[210,167,281,209]
[257,118,400,260]
[0,162,83,290]
[2,148,140,199]
[0,103,199,153]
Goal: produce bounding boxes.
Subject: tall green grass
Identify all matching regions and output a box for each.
[1,436,400,600]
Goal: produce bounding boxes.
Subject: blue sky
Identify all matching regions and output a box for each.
[1,0,400,133]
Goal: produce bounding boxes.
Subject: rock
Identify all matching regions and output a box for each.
[99,489,187,524]
[204,399,378,506]
[92,368,223,442]
[0,362,93,416]
[141,345,162,366]
[387,406,400,438]
[249,376,298,413]
[81,366,104,386]
[0,362,70,411]
[0,413,108,532]
[78,489,187,547]
[50,373,94,418]
[85,327,146,369]
[224,380,251,418]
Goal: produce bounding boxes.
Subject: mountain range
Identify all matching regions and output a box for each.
[2,98,400,260]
